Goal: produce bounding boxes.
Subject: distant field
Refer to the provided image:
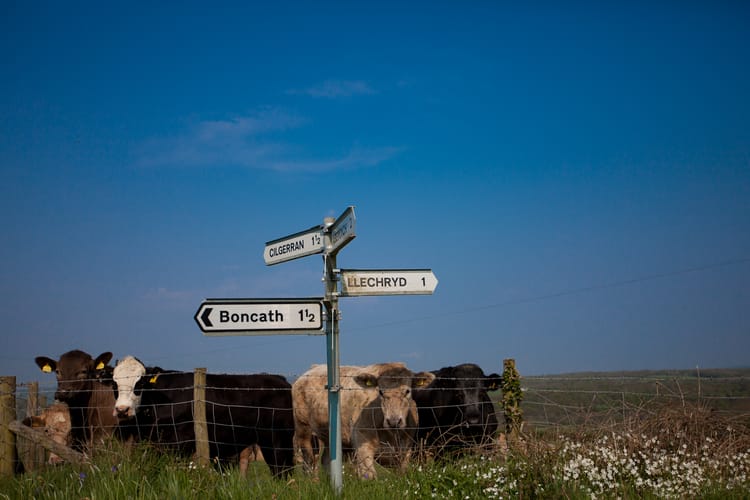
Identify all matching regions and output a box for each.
[509,367,750,432]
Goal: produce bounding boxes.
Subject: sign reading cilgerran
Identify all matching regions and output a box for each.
[264,225,325,266]
[339,269,438,296]
[195,299,324,336]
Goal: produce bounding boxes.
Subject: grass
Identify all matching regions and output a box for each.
[3,400,749,499]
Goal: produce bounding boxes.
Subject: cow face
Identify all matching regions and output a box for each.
[35,350,113,403]
[441,364,501,429]
[356,367,435,429]
[24,402,72,464]
[112,356,148,418]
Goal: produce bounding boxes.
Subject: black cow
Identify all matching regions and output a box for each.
[34,350,120,452]
[412,363,502,456]
[112,356,295,477]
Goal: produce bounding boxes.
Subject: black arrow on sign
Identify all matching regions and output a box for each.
[200,307,213,328]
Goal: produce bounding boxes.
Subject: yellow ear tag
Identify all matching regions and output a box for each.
[366,380,374,387]
[96,362,105,370]
[416,379,426,387]
[149,374,159,384]
[42,364,52,373]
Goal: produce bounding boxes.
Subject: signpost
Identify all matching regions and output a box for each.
[339,269,438,296]
[195,205,435,495]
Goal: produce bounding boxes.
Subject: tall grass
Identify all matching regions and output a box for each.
[2,401,749,499]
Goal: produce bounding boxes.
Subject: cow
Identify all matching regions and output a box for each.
[34,350,119,452]
[21,402,72,465]
[292,362,435,479]
[412,363,502,457]
[111,356,295,478]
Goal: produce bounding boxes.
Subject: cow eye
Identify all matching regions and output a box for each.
[378,389,384,397]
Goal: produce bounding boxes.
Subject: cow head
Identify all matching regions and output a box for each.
[23,402,72,464]
[35,350,113,403]
[355,366,435,429]
[112,356,161,419]
[433,363,501,430]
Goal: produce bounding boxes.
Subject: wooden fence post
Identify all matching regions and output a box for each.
[193,368,210,466]
[0,376,17,476]
[7,421,86,465]
[500,359,523,440]
[26,382,45,470]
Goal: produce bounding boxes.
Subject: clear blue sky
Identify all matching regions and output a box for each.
[2,2,749,383]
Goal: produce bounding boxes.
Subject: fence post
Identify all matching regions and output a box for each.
[0,376,17,476]
[500,359,523,440]
[193,368,210,466]
[26,382,44,470]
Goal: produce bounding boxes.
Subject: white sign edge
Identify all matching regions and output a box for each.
[202,329,326,337]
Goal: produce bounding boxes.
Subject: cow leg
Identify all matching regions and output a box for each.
[293,425,318,474]
[354,440,378,480]
[238,447,251,477]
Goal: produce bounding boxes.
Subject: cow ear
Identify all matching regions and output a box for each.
[486,373,502,391]
[354,373,378,389]
[147,367,164,385]
[30,415,46,428]
[93,352,113,371]
[35,356,57,373]
[412,371,435,388]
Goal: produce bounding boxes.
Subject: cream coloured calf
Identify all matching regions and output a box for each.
[292,362,434,479]
[23,402,72,465]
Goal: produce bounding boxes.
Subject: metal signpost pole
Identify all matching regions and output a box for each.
[322,216,343,494]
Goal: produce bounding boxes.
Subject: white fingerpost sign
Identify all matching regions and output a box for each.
[195,299,324,335]
[339,269,438,296]
[264,225,325,265]
[327,206,356,254]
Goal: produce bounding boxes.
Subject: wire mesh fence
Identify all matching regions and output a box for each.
[5,367,750,475]
[519,369,750,433]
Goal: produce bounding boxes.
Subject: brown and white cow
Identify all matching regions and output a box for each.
[35,350,119,452]
[22,402,72,465]
[292,362,434,479]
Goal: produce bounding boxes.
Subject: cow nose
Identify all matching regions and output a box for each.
[386,415,404,428]
[465,409,481,426]
[114,405,131,418]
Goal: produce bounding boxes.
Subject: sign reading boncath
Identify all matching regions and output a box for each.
[195,299,324,335]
